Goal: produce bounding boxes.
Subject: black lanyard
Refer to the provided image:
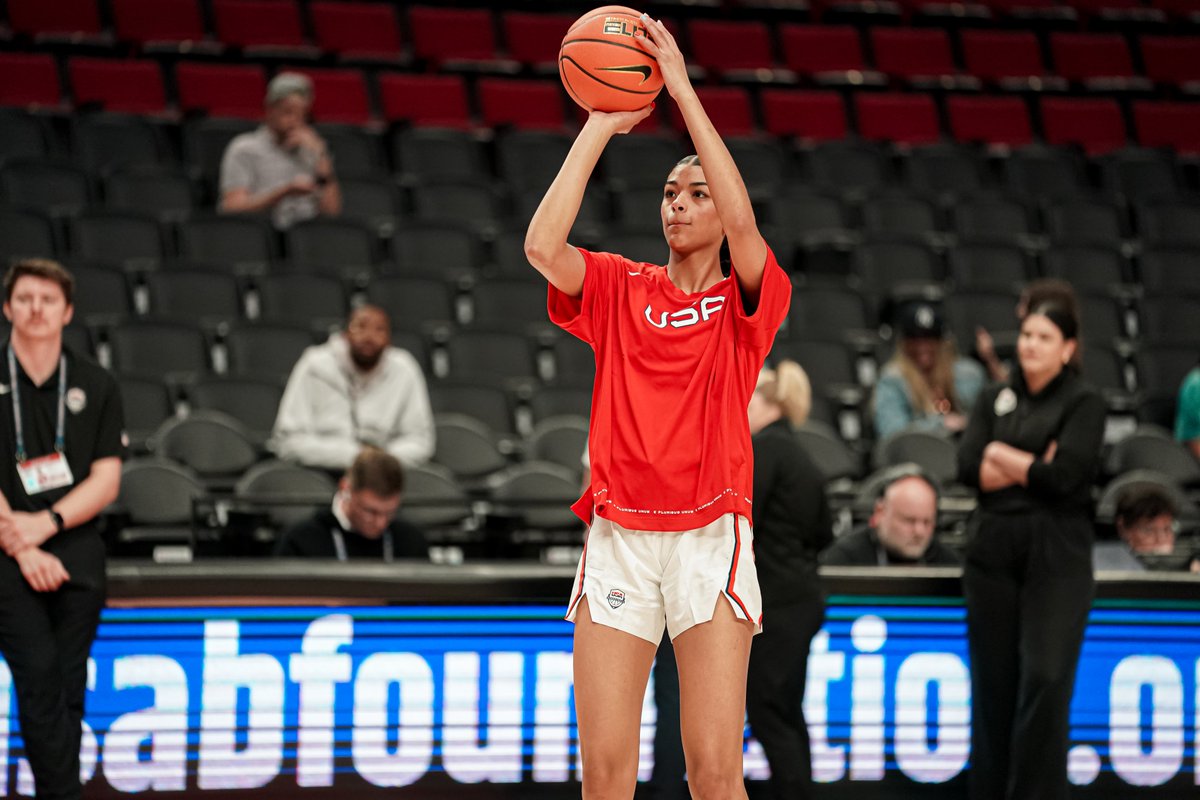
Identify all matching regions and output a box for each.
[8,346,66,463]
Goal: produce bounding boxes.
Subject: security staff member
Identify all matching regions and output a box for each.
[0,259,124,800]
[273,446,428,560]
[956,300,1105,800]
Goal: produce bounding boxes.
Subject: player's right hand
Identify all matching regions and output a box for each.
[587,104,656,136]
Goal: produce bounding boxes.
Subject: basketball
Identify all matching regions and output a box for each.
[558,6,664,113]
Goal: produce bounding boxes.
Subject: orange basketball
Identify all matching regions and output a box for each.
[558,6,663,113]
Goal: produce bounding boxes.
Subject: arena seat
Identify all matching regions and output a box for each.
[761,90,848,141]
[477,78,568,132]
[1041,96,1128,155]
[779,24,884,86]
[377,73,472,128]
[946,95,1034,148]
[211,0,318,58]
[855,93,941,145]
[175,62,268,119]
[308,1,404,62]
[68,58,168,115]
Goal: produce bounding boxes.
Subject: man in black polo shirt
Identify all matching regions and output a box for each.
[821,470,960,567]
[0,259,123,799]
[274,446,428,560]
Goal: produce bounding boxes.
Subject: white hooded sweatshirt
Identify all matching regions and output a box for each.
[271,332,435,470]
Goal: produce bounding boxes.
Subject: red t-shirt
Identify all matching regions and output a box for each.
[548,246,790,531]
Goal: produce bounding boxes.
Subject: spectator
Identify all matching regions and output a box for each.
[1096,484,1197,572]
[274,446,428,560]
[975,278,1079,384]
[873,300,984,440]
[1175,360,1200,460]
[0,259,124,799]
[219,71,341,229]
[821,469,959,566]
[745,360,832,800]
[271,305,435,472]
[956,299,1105,800]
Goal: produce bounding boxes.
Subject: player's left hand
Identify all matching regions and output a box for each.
[637,15,691,100]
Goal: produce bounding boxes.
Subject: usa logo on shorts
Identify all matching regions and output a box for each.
[607,589,626,609]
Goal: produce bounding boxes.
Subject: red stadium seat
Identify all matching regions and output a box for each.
[309,2,404,61]
[284,67,372,124]
[212,0,315,53]
[7,0,102,37]
[478,79,566,131]
[687,19,783,77]
[502,11,575,72]
[175,62,268,119]
[1134,102,1200,154]
[870,27,957,80]
[0,54,62,108]
[408,6,501,65]
[111,0,209,47]
[779,25,877,81]
[855,93,940,145]
[947,95,1033,147]
[377,73,472,128]
[1141,36,1200,87]
[69,58,167,115]
[961,30,1049,82]
[761,90,847,140]
[1040,97,1127,155]
[1050,33,1138,80]
[668,86,756,137]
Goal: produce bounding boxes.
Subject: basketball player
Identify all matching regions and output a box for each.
[525,17,790,800]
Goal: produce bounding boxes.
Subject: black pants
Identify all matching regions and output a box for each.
[0,536,105,800]
[746,596,826,800]
[962,511,1094,800]
[647,635,688,800]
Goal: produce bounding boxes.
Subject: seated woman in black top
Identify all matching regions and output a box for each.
[956,301,1106,800]
[274,446,428,561]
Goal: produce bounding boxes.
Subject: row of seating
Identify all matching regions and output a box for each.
[3,49,1200,153]
[7,200,1200,296]
[107,420,1200,561]
[7,115,1200,206]
[7,0,1200,78]
[41,305,1195,431]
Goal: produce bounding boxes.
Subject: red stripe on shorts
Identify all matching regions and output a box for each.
[566,529,590,618]
[725,516,752,620]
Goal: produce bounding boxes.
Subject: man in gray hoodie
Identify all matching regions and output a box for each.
[271,305,435,471]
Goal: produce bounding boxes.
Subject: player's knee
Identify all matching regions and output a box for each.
[580,753,638,798]
[685,758,744,800]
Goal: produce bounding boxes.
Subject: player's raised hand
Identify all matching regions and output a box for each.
[637,15,691,100]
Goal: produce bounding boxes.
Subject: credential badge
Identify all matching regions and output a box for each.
[66,387,87,414]
[994,387,1017,417]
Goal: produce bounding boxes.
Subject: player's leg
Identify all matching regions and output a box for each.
[573,597,658,799]
[674,597,753,800]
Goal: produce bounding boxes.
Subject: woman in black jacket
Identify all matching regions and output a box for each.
[956,301,1106,800]
[745,359,832,800]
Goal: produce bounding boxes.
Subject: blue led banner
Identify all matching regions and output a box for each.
[0,597,1196,794]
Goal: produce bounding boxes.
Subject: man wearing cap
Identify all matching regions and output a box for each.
[820,470,960,566]
[872,300,985,440]
[219,71,341,230]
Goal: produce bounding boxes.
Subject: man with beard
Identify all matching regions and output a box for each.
[821,471,960,566]
[271,305,435,472]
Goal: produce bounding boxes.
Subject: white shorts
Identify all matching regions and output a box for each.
[565,513,763,644]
